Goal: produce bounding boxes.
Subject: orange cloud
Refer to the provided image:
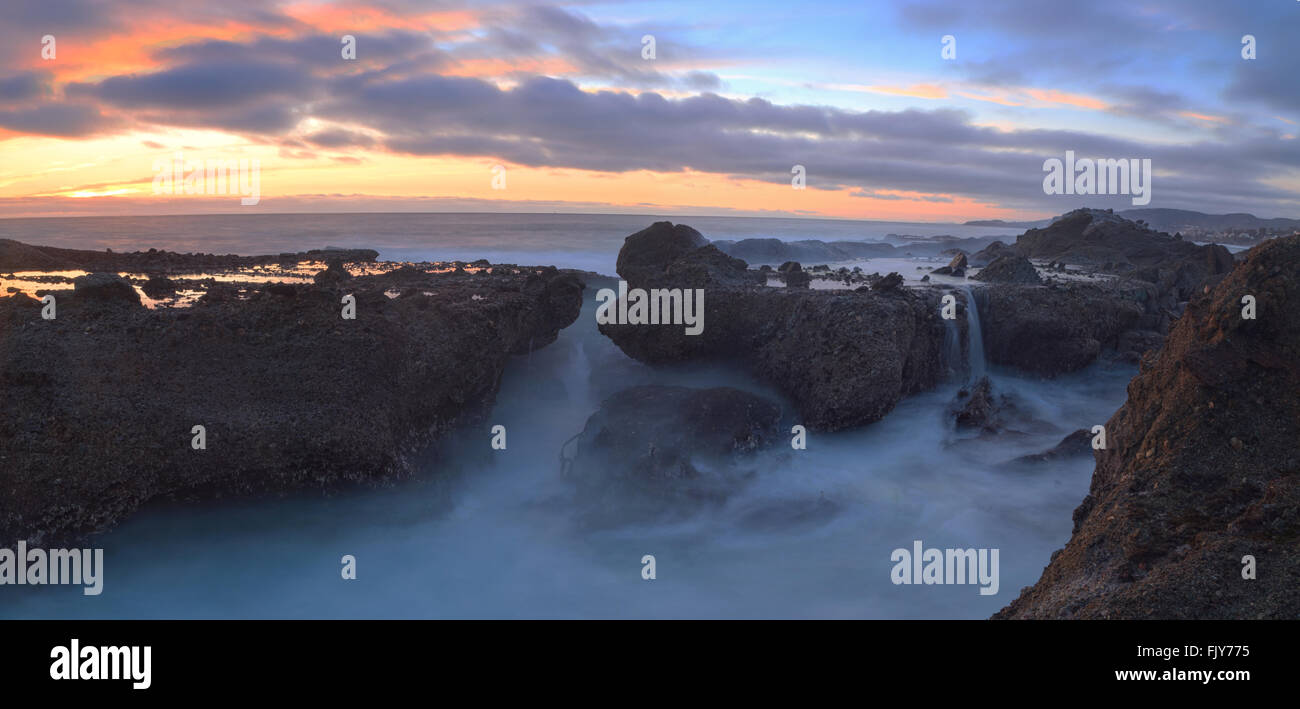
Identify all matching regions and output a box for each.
[831,83,949,100]
[1179,111,1230,124]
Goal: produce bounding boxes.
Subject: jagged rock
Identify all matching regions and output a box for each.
[872,272,904,292]
[1015,209,1234,299]
[974,255,1042,285]
[72,273,140,306]
[996,236,1300,619]
[970,240,1018,267]
[952,376,1005,431]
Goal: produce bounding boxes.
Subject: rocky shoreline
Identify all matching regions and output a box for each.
[2,211,1294,619]
[995,235,1300,619]
[0,243,583,545]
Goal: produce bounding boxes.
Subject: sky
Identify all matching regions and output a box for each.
[0,0,1297,222]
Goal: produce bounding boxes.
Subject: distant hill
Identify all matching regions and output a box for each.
[1116,209,1300,233]
[967,209,1300,233]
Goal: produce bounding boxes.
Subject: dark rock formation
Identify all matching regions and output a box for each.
[72,273,141,305]
[566,385,780,495]
[0,257,584,545]
[873,272,904,292]
[141,275,178,298]
[1010,429,1093,465]
[970,240,1018,267]
[313,259,351,286]
[932,252,968,277]
[973,255,1042,285]
[977,282,1144,375]
[0,238,378,273]
[952,376,1002,431]
[996,236,1300,618]
[599,223,948,431]
[1016,209,1234,299]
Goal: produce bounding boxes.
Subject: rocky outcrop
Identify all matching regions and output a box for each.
[932,252,967,277]
[996,236,1300,618]
[0,258,584,545]
[599,223,950,431]
[565,385,780,497]
[969,240,1018,267]
[1015,209,1233,299]
[0,238,379,273]
[951,376,1004,432]
[973,255,1041,285]
[977,282,1145,375]
[72,273,140,305]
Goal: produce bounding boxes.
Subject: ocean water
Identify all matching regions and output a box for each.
[0,212,1132,619]
[0,212,1015,277]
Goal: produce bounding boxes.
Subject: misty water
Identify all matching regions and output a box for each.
[3,273,1135,619]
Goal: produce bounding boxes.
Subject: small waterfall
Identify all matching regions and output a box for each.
[960,284,986,381]
[942,315,962,379]
[562,340,591,406]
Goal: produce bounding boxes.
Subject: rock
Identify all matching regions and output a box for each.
[314,259,351,286]
[969,240,1018,267]
[616,221,709,285]
[995,235,1300,619]
[72,273,141,306]
[947,252,968,271]
[599,223,948,431]
[0,254,584,545]
[566,385,780,492]
[872,272,904,292]
[978,282,1144,375]
[1015,209,1233,299]
[778,261,802,273]
[1011,429,1093,464]
[952,376,1003,431]
[973,255,1042,285]
[141,275,178,298]
[785,270,811,288]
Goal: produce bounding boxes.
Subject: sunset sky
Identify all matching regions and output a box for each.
[1,0,1297,221]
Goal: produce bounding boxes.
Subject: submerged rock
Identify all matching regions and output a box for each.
[996,236,1300,619]
[566,385,781,493]
[1010,429,1093,465]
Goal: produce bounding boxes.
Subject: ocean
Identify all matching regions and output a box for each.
[0,212,1017,276]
